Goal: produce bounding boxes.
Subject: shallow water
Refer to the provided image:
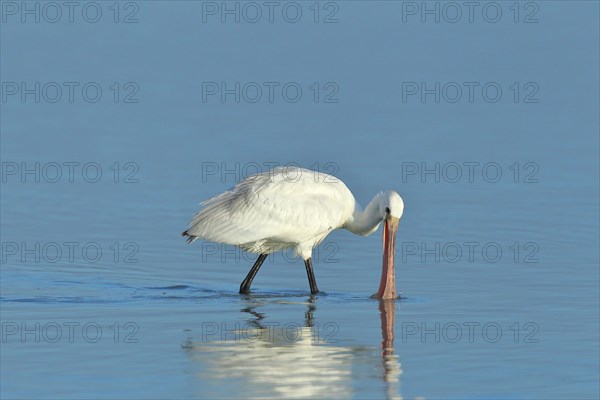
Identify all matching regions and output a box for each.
[1,2,599,399]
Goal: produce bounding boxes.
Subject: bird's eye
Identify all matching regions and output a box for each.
[385,207,391,214]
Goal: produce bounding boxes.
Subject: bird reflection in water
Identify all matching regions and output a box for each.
[380,299,403,400]
[184,296,403,399]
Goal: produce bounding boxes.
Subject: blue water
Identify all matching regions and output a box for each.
[1,1,599,399]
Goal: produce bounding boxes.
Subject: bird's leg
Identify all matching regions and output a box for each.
[240,254,268,294]
[304,258,319,294]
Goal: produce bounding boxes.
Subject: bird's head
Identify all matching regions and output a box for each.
[379,190,404,220]
[377,190,404,300]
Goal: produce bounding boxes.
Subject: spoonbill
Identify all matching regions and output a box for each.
[182,167,404,299]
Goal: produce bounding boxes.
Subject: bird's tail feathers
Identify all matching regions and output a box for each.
[181,230,198,244]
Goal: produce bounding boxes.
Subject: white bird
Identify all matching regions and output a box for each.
[182,167,404,298]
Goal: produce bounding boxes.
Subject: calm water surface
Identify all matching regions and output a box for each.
[1,2,599,399]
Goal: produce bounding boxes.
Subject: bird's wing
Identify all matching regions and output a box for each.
[183,168,354,249]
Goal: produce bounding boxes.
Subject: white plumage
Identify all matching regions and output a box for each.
[184,167,354,259]
[183,166,404,297]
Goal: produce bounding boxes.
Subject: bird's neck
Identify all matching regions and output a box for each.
[345,193,383,236]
